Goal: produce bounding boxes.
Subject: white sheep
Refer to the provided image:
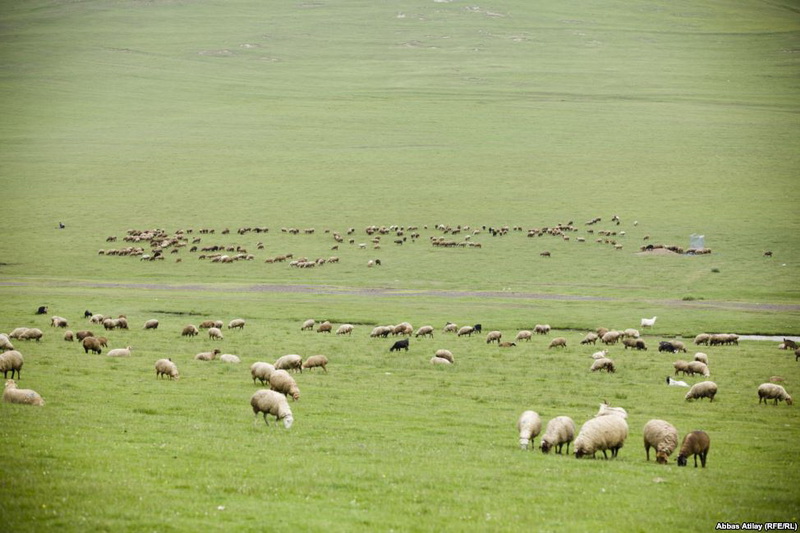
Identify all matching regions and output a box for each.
[533,324,551,335]
[250,362,276,385]
[517,410,542,450]
[219,354,241,364]
[595,402,628,419]
[228,318,246,330]
[302,355,329,372]
[301,319,315,331]
[457,326,474,337]
[0,334,14,351]
[641,316,657,328]
[154,358,179,380]
[540,416,576,454]
[20,328,43,341]
[415,326,434,338]
[250,389,294,428]
[275,354,303,373]
[443,322,458,333]
[685,381,718,402]
[370,326,391,338]
[757,383,793,405]
[623,328,640,338]
[207,327,224,340]
[194,349,220,361]
[687,361,710,377]
[643,419,679,464]
[574,414,628,459]
[143,319,159,330]
[548,337,567,349]
[107,347,132,357]
[3,379,44,406]
[0,350,24,379]
[693,352,708,365]
[580,333,599,345]
[485,331,502,344]
[590,358,615,373]
[430,356,452,365]
[434,349,454,363]
[269,369,300,400]
[63,330,74,342]
[515,330,532,342]
[8,327,29,340]
[336,324,354,335]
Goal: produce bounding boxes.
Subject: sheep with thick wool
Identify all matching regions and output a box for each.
[250,389,294,428]
[0,351,24,379]
[3,379,44,406]
[486,331,502,344]
[301,319,315,331]
[685,381,717,402]
[643,419,679,464]
[228,318,246,330]
[219,354,241,364]
[269,369,300,401]
[250,362,276,385]
[20,328,43,341]
[540,416,576,454]
[515,330,532,342]
[336,324,354,335]
[275,354,303,373]
[757,383,793,406]
[574,414,628,459]
[517,410,542,450]
[0,334,14,351]
[302,355,329,372]
[677,430,710,467]
[548,337,567,349]
[415,326,434,338]
[590,358,615,373]
[207,327,224,340]
[155,358,179,380]
[195,349,220,361]
[687,361,710,377]
[107,346,132,357]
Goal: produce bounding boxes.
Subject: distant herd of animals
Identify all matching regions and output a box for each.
[4,306,796,467]
[94,217,725,267]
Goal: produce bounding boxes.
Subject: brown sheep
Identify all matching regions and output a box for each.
[181,325,199,337]
[677,431,710,467]
[82,337,103,355]
[548,337,567,349]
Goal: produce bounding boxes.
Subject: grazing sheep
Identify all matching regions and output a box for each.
[457,326,474,337]
[687,361,710,377]
[783,338,798,350]
[96,336,108,348]
[317,321,333,333]
[8,328,29,340]
[595,327,609,338]
[89,314,105,324]
[659,341,677,353]
[430,356,452,365]
[251,389,294,428]
[107,346,132,357]
[76,330,94,341]
[392,322,413,336]
[228,318,246,330]
[590,358,616,373]
[154,358,179,380]
[574,415,629,459]
[20,328,43,341]
[595,402,628,419]
[693,352,708,365]
[622,338,647,351]
[666,376,689,387]
[709,333,739,346]
[443,322,458,333]
[0,351,24,379]
[207,327,223,340]
[473,324,482,333]
[370,326,392,338]
[102,318,118,331]
[623,328,640,339]
[301,319,315,331]
[336,324,354,335]
[533,324,551,335]
[548,337,567,349]
[275,354,303,373]
[601,331,622,345]
[3,379,43,406]
[250,362,276,384]
[540,416,576,454]
[580,333,598,345]
[515,330,533,342]
[685,381,718,402]
[63,330,74,342]
[434,349,454,363]
[302,355,329,372]
[677,430,710,467]
[757,383,793,406]
[643,419,679,464]
[641,316,657,328]
[116,317,129,330]
[181,325,199,337]
[498,341,516,348]
[517,410,542,450]
[82,337,103,355]
[485,331,502,344]
[194,349,221,361]
[671,340,687,353]
[50,316,68,328]
[143,319,159,330]
[0,334,14,351]
[199,320,217,329]
[694,333,710,345]
[390,338,410,352]
[415,325,434,338]
[673,360,690,376]
[269,369,300,401]
[219,354,241,364]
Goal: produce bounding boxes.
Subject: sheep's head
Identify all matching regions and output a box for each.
[786,395,793,406]
[656,452,669,465]
[282,414,294,429]
[540,440,552,454]
[677,454,688,467]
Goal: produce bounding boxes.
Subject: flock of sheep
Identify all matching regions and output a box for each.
[3,308,795,468]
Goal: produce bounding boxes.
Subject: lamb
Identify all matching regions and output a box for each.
[757,383,793,406]
[228,318,246,330]
[685,381,718,402]
[76,330,94,341]
[641,316,657,328]
[336,324,354,335]
[457,326,474,337]
[143,319,159,330]
[194,349,220,361]
[207,327,223,340]
[485,331,502,344]
[666,376,689,387]
[301,319,315,331]
[590,358,615,373]
[3,379,44,406]
[275,354,303,373]
[302,355,329,372]
[687,361,710,377]
[316,321,333,333]
[251,389,294,428]
[434,349,454,363]
[580,333,598,345]
[517,410,542,450]
[693,352,708,365]
[0,351,24,379]
[574,414,629,459]
[154,358,179,380]
[677,430,710,467]
[63,330,74,342]
[515,330,532,342]
[19,328,43,341]
[219,353,240,363]
[82,337,103,355]
[540,416,576,454]
[250,362,276,384]
[643,419,679,464]
[181,325,199,337]
[415,326,434,338]
[548,337,567,349]
[269,369,300,400]
[107,346,132,357]
[533,324,551,335]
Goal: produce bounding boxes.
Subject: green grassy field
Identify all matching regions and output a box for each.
[1,0,799,531]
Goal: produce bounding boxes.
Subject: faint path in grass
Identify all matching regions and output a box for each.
[3,280,800,312]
